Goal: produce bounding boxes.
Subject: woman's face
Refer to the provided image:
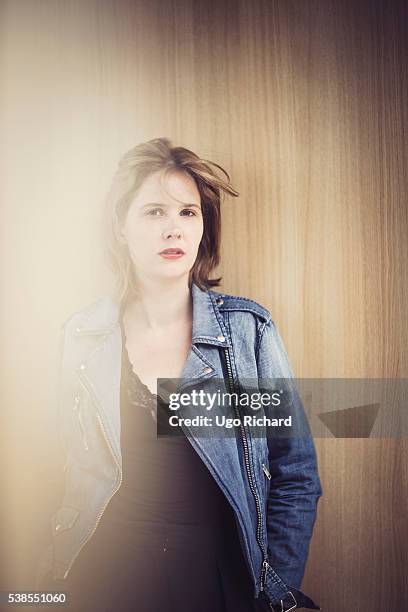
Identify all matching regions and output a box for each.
[121,169,204,286]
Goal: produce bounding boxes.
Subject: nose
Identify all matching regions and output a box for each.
[163,226,182,240]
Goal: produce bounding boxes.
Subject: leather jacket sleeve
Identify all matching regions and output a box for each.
[256,318,323,590]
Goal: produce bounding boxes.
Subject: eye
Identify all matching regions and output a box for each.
[147,208,163,216]
[180,209,198,217]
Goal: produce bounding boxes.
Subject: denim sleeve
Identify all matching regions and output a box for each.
[256,318,323,589]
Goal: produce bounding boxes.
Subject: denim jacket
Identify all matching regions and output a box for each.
[36,282,322,611]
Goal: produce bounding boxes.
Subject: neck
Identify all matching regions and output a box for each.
[123,277,193,334]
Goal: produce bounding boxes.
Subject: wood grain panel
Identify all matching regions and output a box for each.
[1,0,407,609]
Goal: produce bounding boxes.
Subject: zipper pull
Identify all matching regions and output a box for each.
[73,395,89,451]
[77,409,89,451]
[260,559,270,590]
[262,463,271,480]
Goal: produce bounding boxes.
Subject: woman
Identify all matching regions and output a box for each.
[36,138,322,611]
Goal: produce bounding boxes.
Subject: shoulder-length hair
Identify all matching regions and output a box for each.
[106,137,239,304]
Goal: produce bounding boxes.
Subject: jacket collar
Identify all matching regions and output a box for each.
[75,282,231,348]
[190,282,230,347]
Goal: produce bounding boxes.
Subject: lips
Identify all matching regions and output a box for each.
[159,248,185,255]
[159,247,186,260]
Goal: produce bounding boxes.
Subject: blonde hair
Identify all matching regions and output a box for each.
[106,137,239,304]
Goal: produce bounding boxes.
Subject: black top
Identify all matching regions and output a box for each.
[59,333,265,612]
[100,339,228,527]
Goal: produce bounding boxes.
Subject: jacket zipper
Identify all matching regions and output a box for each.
[64,354,271,587]
[61,384,123,580]
[223,348,270,591]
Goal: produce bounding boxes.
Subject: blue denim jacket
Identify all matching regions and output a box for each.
[36,282,322,611]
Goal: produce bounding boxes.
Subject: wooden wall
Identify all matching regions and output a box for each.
[2,0,407,609]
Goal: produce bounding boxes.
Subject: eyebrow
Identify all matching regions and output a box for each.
[140,202,201,209]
